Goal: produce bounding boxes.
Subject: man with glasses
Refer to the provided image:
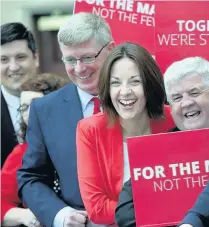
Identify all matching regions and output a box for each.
[18,12,114,227]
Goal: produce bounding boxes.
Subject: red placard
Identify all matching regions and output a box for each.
[155,1,209,74]
[127,129,209,227]
[74,0,155,55]
[74,0,209,73]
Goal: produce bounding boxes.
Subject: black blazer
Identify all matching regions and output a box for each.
[1,91,18,167]
[115,179,136,227]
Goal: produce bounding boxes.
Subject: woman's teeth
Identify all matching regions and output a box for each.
[119,99,136,107]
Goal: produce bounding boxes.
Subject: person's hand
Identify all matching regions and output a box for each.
[64,210,88,227]
[179,224,193,227]
[21,208,42,227]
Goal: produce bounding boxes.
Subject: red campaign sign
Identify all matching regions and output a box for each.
[74,0,155,55]
[127,129,209,227]
[74,0,209,73]
[155,1,209,74]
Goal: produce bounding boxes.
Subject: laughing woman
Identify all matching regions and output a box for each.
[76,42,175,225]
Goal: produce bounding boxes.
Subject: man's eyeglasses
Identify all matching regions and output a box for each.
[61,42,109,66]
[17,104,29,114]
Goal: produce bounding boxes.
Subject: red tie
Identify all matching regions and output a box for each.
[92,97,101,115]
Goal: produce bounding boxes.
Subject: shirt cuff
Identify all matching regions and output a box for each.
[53,206,75,227]
[180,212,204,227]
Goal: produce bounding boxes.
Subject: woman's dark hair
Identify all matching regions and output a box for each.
[18,73,67,142]
[99,42,166,125]
[1,22,36,54]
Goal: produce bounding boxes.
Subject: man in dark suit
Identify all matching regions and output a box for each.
[115,57,209,227]
[17,12,115,227]
[1,23,39,167]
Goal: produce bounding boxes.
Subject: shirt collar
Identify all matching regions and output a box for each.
[1,85,20,109]
[77,87,98,112]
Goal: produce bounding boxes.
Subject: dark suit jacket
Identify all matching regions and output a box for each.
[180,182,209,227]
[1,91,18,167]
[17,83,85,227]
[115,127,180,227]
[115,179,136,227]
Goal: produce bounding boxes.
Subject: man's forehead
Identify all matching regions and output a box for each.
[169,74,205,94]
[1,40,30,55]
[60,40,102,56]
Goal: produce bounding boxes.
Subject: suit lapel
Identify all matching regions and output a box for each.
[1,91,13,125]
[61,83,83,121]
[1,91,16,137]
[1,91,18,166]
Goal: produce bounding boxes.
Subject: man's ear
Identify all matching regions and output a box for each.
[34,51,40,68]
[107,41,115,52]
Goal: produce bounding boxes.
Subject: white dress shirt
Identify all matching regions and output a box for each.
[1,85,21,142]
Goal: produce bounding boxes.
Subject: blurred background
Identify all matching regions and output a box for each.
[1,0,76,79]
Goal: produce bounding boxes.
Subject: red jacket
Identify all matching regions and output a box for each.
[1,143,27,222]
[76,106,175,225]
